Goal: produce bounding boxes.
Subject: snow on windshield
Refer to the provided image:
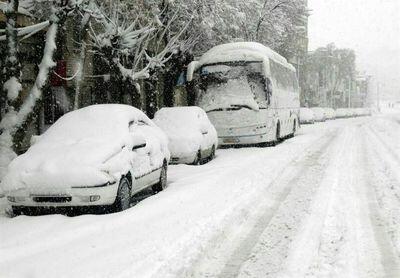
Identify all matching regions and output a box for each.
[196,63,267,112]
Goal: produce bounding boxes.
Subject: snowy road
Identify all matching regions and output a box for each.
[1,111,400,278]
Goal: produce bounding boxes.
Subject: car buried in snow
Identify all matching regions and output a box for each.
[310,107,327,122]
[299,107,316,124]
[2,104,170,215]
[153,106,218,165]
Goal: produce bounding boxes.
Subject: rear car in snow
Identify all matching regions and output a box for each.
[187,42,300,147]
[299,107,315,124]
[324,108,336,120]
[310,107,326,122]
[2,105,170,215]
[153,106,218,165]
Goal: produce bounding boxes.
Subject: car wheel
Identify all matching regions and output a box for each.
[113,177,131,212]
[12,206,23,216]
[193,150,201,165]
[209,145,216,161]
[152,162,168,193]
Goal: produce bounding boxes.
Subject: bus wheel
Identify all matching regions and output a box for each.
[291,120,297,138]
[272,123,280,146]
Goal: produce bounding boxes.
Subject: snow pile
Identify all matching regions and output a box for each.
[197,76,260,112]
[153,107,217,160]
[199,42,289,68]
[1,104,169,192]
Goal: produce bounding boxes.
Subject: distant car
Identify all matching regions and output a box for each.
[335,108,349,118]
[153,106,218,165]
[299,107,315,124]
[310,107,326,122]
[324,108,336,120]
[3,105,170,215]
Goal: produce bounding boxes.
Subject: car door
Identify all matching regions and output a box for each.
[129,121,152,192]
[136,119,162,186]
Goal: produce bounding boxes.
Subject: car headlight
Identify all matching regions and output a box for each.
[7,196,26,202]
[7,196,16,202]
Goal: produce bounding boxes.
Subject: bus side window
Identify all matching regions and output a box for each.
[265,78,272,105]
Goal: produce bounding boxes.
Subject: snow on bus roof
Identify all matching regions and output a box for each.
[198,42,294,70]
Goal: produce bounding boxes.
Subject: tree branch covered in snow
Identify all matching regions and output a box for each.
[88,0,188,88]
[0,0,93,183]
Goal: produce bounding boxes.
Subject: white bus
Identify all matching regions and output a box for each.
[187,42,300,146]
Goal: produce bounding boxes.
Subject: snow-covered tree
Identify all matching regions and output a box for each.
[0,0,91,183]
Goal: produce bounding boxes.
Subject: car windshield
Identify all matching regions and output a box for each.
[196,62,267,112]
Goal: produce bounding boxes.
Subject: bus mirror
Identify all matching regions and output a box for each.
[187,61,200,82]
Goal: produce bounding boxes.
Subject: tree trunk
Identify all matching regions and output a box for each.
[0,7,64,182]
[2,0,22,112]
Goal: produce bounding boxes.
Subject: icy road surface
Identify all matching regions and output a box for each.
[1,111,400,278]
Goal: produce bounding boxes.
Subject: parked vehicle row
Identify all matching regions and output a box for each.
[300,107,372,124]
[4,42,303,216]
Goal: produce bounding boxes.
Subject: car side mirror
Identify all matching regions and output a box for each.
[131,135,147,151]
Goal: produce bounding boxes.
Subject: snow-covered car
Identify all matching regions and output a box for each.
[3,104,170,215]
[310,107,326,122]
[299,107,315,124]
[335,108,349,118]
[324,108,336,120]
[153,106,218,165]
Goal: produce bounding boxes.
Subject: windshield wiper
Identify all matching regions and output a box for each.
[206,108,224,112]
[229,104,254,110]
[206,105,255,113]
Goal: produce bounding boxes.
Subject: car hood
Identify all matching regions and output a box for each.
[1,137,123,192]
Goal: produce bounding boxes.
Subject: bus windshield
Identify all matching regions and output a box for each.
[196,62,268,112]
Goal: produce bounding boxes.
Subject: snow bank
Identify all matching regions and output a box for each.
[153,107,217,160]
[1,104,169,192]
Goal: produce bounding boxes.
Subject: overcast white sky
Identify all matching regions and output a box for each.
[308,0,400,100]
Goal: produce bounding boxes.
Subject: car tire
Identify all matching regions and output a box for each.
[152,162,168,193]
[209,145,216,161]
[193,150,201,165]
[112,177,131,212]
[12,206,23,216]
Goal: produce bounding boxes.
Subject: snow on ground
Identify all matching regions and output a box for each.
[1,111,400,278]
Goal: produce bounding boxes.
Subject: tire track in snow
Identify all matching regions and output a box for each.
[362,125,400,272]
[269,126,359,278]
[188,129,341,278]
[211,128,341,278]
[360,131,400,278]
